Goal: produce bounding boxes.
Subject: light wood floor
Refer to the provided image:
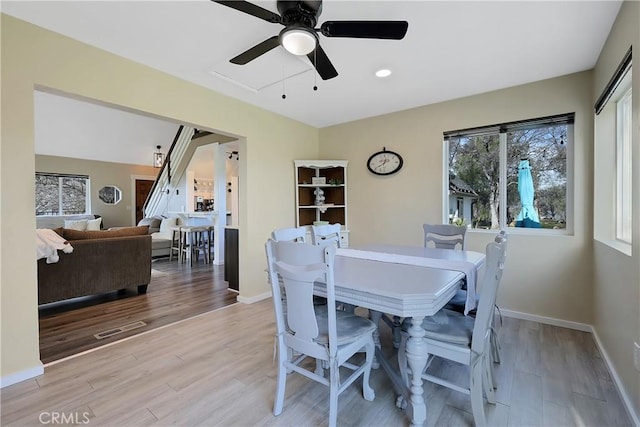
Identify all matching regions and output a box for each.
[38,258,237,363]
[4,300,632,426]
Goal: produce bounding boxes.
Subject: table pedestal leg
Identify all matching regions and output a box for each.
[368,310,382,369]
[405,316,428,427]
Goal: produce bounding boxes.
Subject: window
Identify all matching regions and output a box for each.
[35,173,90,216]
[444,113,573,232]
[594,47,632,254]
[616,86,632,243]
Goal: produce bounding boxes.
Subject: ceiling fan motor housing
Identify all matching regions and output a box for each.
[277,0,322,27]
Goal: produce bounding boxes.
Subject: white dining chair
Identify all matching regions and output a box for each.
[311,223,342,247]
[271,226,308,243]
[423,223,467,250]
[265,239,376,427]
[397,237,508,427]
[445,230,507,364]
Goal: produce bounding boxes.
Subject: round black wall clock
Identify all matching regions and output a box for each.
[366,147,404,176]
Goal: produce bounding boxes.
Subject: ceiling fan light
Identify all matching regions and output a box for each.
[280,27,317,55]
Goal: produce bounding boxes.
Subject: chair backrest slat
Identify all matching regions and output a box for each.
[423,223,467,250]
[272,226,308,243]
[311,223,342,247]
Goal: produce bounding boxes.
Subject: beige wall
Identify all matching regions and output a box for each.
[592,0,640,419]
[1,15,319,380]
[35,155,158,228]
[321,71,595,326]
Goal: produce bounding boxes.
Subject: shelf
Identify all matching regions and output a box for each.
[295,160,348,235]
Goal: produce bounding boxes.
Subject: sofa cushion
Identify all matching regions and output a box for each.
[63,225,149,241]
[151,238,172,250]
[37,214,95,230]
[159,217,178,233]
[64,219,88,230]
[138,217,162,230]
[86,217,102,230]
[151,231,173,241]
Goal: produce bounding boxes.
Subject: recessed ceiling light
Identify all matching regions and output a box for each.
[375,69,392,78]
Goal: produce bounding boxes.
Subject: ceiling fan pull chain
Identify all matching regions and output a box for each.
[313,49,318,91]
[282,63,287,99]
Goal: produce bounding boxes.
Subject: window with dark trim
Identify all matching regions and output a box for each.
[444,113,573,232]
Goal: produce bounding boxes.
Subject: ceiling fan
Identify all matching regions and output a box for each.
[212,0,408,80]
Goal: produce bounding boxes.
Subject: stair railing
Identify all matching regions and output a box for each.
[143,125,195,218]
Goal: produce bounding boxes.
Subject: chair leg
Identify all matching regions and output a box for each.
[273,341,287,416]
[368,310,382,369]
[392,316,402,349]
[328,359,340,427]
[362,340,375,401]
[470,357,487,427]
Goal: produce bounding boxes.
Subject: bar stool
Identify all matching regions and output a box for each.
[191,226,210,265]
[180,226,209,266]
[169,226,182,263]
[205,225,215,262]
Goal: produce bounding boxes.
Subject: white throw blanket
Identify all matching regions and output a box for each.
[36,229,73,264]
[337,248,478,315]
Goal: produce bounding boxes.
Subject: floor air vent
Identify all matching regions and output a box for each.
[94,321,147,340]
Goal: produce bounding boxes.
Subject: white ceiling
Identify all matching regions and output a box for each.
[35,90,238,175]
[34,91,179,166]
[3,0,622,129]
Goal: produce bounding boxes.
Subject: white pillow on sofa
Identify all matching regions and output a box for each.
[64,219,88,230]
[154,217,177,240]
[159,217,177,233]
[86,217,102,230]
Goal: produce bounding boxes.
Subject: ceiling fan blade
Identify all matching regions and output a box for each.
[212,1,281,24]
[307,44,338,80]
[320,21,408,39]
[230,36,280,65]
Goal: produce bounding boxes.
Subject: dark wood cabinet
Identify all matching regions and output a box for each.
[224,227,239,291]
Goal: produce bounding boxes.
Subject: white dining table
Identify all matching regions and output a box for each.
[314,244,485,427]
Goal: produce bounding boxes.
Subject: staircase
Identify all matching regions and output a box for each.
[143,125,196,218]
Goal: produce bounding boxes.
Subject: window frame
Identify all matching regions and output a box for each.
[35,172,91,216]
[594,47,632,256]
[615,86,632,244]
[442,113,574,236]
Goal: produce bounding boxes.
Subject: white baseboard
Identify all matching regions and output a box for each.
[1,363,44,388]
[500,308,591,332]
[502,309,639,426]
[237,291,271,304]
[591,329,640,427]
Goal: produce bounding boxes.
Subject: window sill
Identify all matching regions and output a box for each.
[594,237,632,257]
[467,227,572,237]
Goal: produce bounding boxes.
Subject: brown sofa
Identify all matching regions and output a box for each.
[37,226,152,304]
